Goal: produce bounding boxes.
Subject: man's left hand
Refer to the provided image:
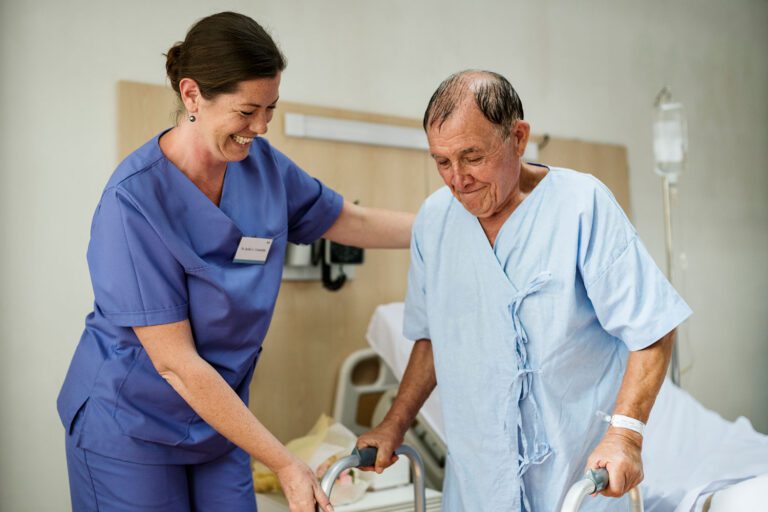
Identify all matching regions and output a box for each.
[586,427,644,497]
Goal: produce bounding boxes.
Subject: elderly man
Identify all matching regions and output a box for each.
[357,71,692,511]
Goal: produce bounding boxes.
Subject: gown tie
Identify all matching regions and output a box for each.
[509,271,553,511]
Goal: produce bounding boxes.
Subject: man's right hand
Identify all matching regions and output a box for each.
[356,420,406,474]
[357,339,436,475]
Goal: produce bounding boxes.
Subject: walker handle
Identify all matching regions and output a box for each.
[352,446,378,467]
[560,468,643,512]
[588,468,609,493]
[317,444,427,512]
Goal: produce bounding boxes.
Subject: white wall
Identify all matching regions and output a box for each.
[1,0,766,510]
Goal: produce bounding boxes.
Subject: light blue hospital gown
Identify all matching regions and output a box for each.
[403,167,692,511]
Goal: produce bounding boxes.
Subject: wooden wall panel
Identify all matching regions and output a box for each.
[532,135,631,217]
[116,81,177,161]
[252,103,433,440]
[117,80,630,441]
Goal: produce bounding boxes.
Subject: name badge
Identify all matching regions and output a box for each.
[233,237,273,264]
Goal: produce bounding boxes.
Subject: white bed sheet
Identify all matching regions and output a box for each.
[366,302,768,511]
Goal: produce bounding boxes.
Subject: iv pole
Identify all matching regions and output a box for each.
[661,174,679,385]
[653,86,686,387]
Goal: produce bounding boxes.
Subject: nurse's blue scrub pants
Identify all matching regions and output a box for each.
[65,406,257,512]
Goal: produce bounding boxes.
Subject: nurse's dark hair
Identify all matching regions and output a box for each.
[423,70,524,140]
[165,12,285,101]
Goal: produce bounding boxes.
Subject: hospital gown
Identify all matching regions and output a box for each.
[403,167,691,511]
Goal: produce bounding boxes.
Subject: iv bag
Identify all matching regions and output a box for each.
[653,87,687,181]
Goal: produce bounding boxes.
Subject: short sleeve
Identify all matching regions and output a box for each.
[580,182,692,350]
[271,147,343,244]
[87,187,188,327]
[403,209,430,341]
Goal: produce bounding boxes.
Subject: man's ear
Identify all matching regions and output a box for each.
[512,120,531,158]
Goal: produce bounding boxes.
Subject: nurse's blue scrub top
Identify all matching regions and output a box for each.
[57,132,343,464]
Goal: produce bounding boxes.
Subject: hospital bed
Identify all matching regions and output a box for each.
[354,302,768,512]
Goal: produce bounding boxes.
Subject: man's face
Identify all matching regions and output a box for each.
[427,99,525,220]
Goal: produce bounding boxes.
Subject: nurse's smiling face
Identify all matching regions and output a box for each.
[189,74,281,163]
[427,98,530,221]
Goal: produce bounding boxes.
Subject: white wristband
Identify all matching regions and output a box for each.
[610,414,645,436]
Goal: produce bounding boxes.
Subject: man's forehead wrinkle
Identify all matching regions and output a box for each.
[428,123,485,158]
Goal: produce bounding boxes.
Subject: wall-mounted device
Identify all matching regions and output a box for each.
[283,239,364,291]
[282,200,366,291]
[320,239,364,291]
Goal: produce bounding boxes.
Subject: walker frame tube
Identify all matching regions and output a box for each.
[560,468,643,512]
[317,444,427,512]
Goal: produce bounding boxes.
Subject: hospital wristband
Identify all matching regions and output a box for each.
[609,414,645,436]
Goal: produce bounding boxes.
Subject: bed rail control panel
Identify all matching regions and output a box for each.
[560,468,643,512]
[318,444,427,512]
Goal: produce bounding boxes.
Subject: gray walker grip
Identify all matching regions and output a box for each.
[587,468,610,493]
[560,468,644,512]
[353,446,378,468]
[317,444,427,512]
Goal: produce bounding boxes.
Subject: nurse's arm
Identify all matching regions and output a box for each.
[356,338,436,473]
[132,320,334,512]
[322,200,414,249]
[586,329,675,498]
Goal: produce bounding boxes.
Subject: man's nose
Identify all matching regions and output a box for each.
[451,167,473,190]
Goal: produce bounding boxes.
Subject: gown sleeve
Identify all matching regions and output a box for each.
[403,207,430,341]
[87,187,188,327]
[579,180,692,351]
[270,147,344,244]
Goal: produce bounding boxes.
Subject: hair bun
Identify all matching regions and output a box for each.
[164,12,286,105]
[165,42,184,92]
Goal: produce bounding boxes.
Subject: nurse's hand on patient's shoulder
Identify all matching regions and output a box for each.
[275,455,334,512]
[586,426,644,498]
[355,419,405,474]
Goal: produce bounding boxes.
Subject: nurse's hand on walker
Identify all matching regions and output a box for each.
[585,427,644,498]
[275,455,335,512]
[133,320,334,512]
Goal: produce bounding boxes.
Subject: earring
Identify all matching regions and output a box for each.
[188,114,197,123]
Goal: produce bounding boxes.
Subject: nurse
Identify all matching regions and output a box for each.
[57,11,413,512]
[357,70,692,511]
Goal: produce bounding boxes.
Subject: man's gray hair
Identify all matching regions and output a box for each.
[423,70,524,140]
